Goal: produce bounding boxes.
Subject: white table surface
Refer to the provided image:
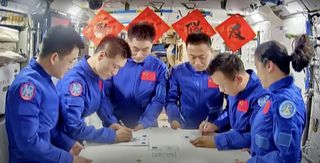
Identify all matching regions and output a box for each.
[80,127,250,163]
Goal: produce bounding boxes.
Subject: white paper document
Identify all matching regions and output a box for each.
[115,131,149,146]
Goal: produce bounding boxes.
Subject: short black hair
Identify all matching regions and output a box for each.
[127,22,155,42]
[40,25,84,58]
[254,35,313,74]
[186,32,212,48]
[95,35,131,58]
[207,53,246,80]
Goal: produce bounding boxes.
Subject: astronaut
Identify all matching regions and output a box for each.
[191,53,269,151]
[237,35,313,163]
[166,32,224,129]
[5,26,91,163]
[103,22,167,131]
[57,35,132,144]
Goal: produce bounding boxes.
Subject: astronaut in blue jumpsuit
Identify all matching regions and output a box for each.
[5,26,90,163]
[191,53,269,150]
[57,36,132,144]
[166,33,224,129]
[103,22,167,131]
[237,38,311,163]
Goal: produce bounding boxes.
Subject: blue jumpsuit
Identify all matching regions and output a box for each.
[56,56,116,143]
[213,70,269,150]
[5,58,74,163]
[104,55,167,128]
[248,76,305,163]
[166,62,224,129]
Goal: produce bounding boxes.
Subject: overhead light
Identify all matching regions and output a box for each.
[251,13,264,22]
[285,1,304,14]
[67,5,81,15]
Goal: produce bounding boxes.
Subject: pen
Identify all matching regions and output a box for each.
[119,120,125,127]
[203,116,209,133]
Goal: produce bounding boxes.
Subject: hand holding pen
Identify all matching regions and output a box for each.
[115,120,133,143]
[199,116,219,135]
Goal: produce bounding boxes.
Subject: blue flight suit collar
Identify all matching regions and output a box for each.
[29,58,52,80]
[80,55,100,79]
[127,58,135,63]
[127,55,152,65]
[269,76,294,92]
[185,62,206,74]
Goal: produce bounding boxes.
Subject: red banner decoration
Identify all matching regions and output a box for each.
[126,7,170,42]
[215,14,256,52]
[172,9,216,42]
[83,10,125,45]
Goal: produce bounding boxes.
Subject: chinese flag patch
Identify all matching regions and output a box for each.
[126,7,170,42]
[172,9,216,42]
[141,71,156,81]
[215,14,256,52]
[82,10,125,45]
[208,77,218,88]
[263,100,271,114]
[237,100,249,113]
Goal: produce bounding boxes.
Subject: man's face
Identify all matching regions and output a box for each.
[97,53,127,80]
[129,38,153,63]
[187,43,212,71]
[211,71,241,96]
[53,47,79,79]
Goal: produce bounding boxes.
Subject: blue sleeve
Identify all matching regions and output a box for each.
[213,99,230,130]
[247,153,281,163]
[60,81,116,144]
[51,126,75,152]
[165,67,182,123]
[215,92,268,150]
[247,100,302,163]
[97,87,118,127]
[10,84,73,163]
[138,64,167,128]
[215,130,251,150]
[208,94,224,122]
